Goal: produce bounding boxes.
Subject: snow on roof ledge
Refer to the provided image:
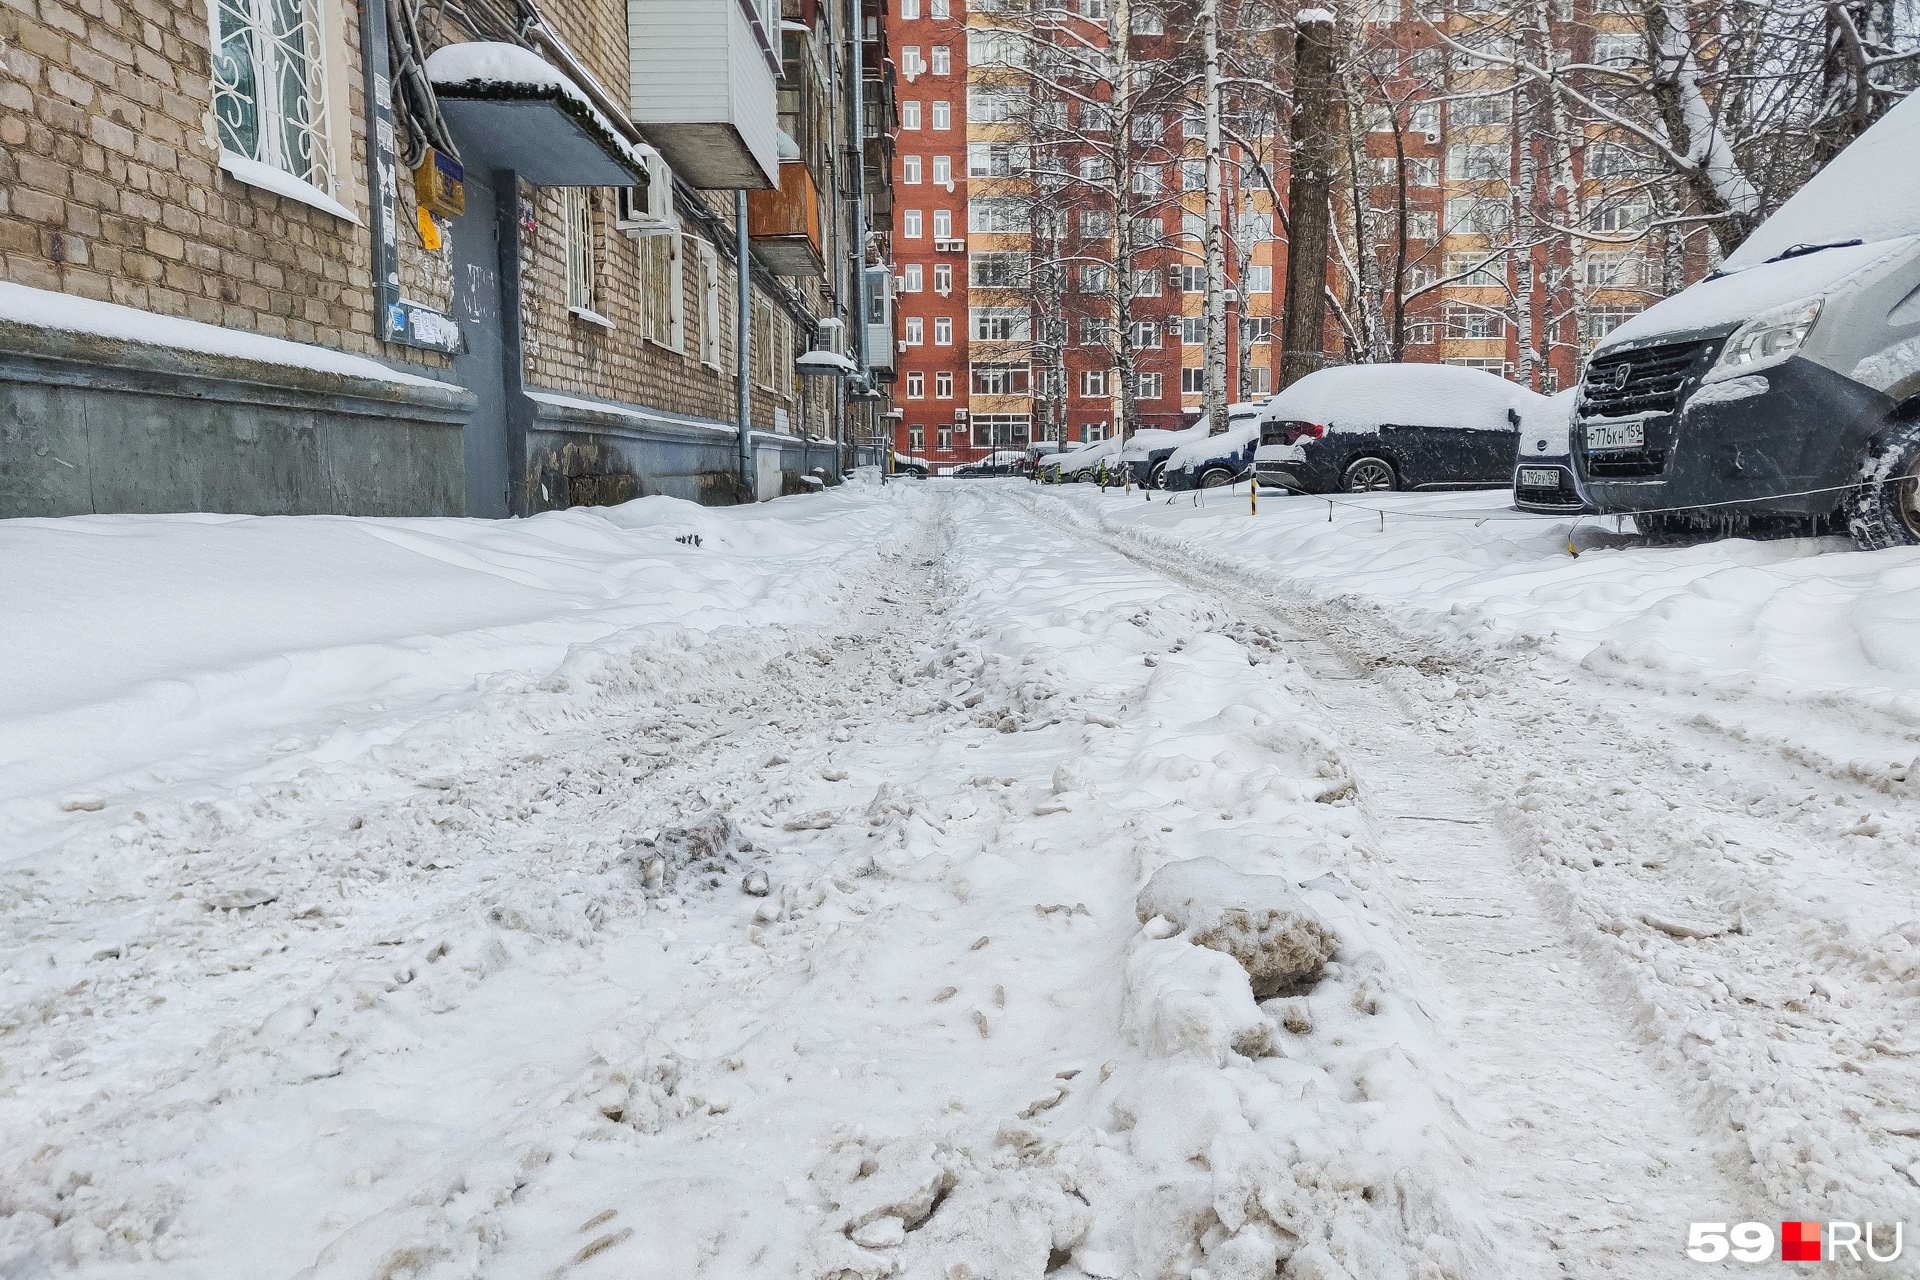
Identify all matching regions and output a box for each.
[1296,7,1335,23]
[0,281,452,391]
[795,350,859,376]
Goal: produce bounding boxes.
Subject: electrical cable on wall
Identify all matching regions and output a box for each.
[386,0,462,169]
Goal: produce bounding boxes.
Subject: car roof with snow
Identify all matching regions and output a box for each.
[1057,437,1122,470]
[1120,425,1211,461]
[1258,363,1547,434]
[1167,420,1261,471]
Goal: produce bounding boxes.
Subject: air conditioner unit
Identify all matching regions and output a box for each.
[897,340,909,352]
[614,152,677,235]
[955,408,969,419]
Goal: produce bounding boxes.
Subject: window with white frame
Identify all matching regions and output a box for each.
[930,45,951,73]
[1130,112,1161,141]
[1132,165,1162,194]
[901,100,922,129]
[1444,251,1504,286]
[932,155,952,184]
[1080,102,1112,131]
[1079,209,1110,237]
[970,143,1026,178]
[902,45,923,74]
[1451,96,1510,126]
[1403,262,1438,290]
[1079,0,1106,15]
[1080,369,1108,396]
[903,155,922,183]
[1405,317,1437,344]
[932,100,951,128]
[937,423,953,447]
[1078,263,1110,293]
[209,0,339,205]
[1406,210,1438,239]
[1082,421,1105,441]
[1079,316,1111,345]
[1583,250,1642,288]
[1590,33,1642,65]
[1589,197,1649,233]
[972,306,1028,341]
[1252,365,1271,393]
[902,263,924,291]
[905,316,926,344]
[966,198,1021,233]
[901,0,919,15]
[1183,160,1205,190]
[1447,143,1508,182]
[1130,268,1162,297]
[1180,315,1203,343]
[564,187,596,312]
[935,370,954,397]
[1181,366,1206,394]
[907,371,925,398]
[904,209,923,237]
[931,0,949,14]
[933,263,953,292]
[1443,302,1505,339]
[971,362,1030,394]
[1135,371,1163,399]
[972,251,1025,286]
[1079,155,1111,181]
[697,241,721,366]
[1130,7,1164,33]
[934,316,953,344]
[1129,320,1159,347]
[933,208,954,238]
[1585,305,1641,339]
[908,424,923,449]
[1445,196,1511,235]
[641,231,683,349]
[1245,264,1272,293]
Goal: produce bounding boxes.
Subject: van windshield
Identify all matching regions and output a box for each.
[1721,92,1920,270]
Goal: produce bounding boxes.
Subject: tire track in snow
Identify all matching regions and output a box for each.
[1017,489,1762,1275]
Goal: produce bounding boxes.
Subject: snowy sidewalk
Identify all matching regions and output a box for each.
[5,482,1917,1278]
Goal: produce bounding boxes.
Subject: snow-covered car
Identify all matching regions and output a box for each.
[1571,93,1920,546]
[1019,442,1061,476]
[1044,437,1124,483]
[1510,389,1587,514]
[952,450,1027,477]
[891,452,929,478]
[1253,364,1548,493]
[1164,420,1262,490]
[1126,404,1269,488]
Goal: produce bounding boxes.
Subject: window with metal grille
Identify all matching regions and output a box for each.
[641,232,683,350]
[210,0,336,198]
[564,188,596,312]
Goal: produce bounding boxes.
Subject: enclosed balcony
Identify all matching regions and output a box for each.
[747,160,826,278]
[627,0,781,189]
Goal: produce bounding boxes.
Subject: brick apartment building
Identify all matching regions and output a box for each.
[0,0,898,517]
[882,0,1703,472]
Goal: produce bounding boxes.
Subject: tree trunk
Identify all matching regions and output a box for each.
[1279,11,1337,391]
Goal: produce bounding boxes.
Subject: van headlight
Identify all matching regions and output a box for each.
[1708,297,1821,380]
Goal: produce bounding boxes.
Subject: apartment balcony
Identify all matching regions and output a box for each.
[747,160,826,278]
[628,0,781,189]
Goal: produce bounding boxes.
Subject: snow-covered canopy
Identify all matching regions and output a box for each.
[425,41,656,181]
[796,350,858,376]
[1722,89,1920,271]
[1261,363,1547,434]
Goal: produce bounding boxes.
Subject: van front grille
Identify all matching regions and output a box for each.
[1580,339,1713,419]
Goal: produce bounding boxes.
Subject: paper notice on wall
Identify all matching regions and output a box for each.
[774,407,791,435]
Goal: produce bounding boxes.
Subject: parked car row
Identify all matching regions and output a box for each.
[924,93,1918,548]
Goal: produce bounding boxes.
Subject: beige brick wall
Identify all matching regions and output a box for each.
[0,0,451,370]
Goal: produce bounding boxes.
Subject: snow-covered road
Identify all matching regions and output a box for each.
[4,481,1918,1278]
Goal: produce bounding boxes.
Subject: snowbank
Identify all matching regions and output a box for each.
[1136,856,1336,995]
[0,491,905,853]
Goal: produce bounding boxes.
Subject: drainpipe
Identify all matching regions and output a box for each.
[737,190,754,501]
[847,0,870,461]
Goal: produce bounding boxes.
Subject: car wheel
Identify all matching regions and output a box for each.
[1147,460,1169,490]
[1342,457,1396,492]
[1844,416,1920,550]
[1199,467,1235,488]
